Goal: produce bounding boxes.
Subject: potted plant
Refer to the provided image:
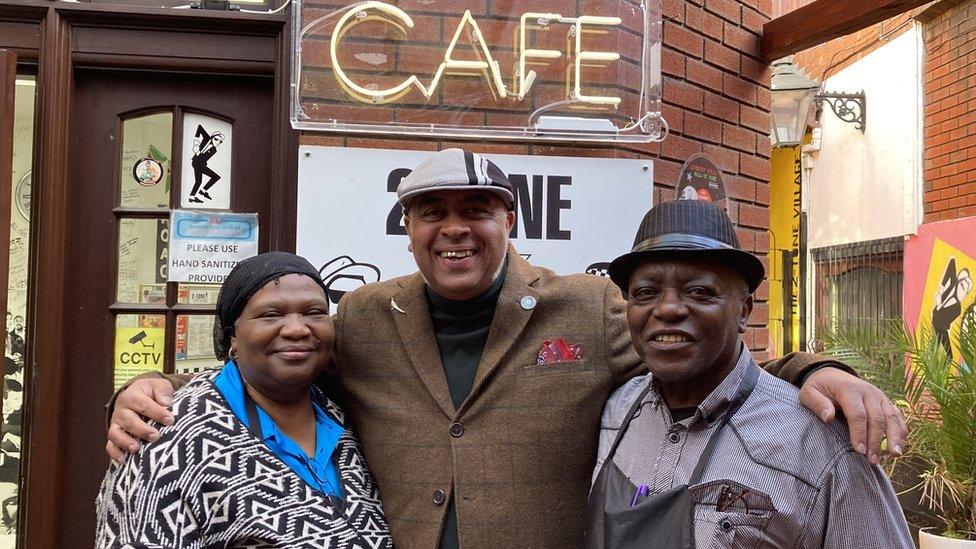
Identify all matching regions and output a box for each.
[820,315,975,547]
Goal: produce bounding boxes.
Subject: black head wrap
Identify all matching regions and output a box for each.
[213,251,328,361]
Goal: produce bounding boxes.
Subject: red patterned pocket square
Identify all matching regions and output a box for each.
[537,338,583,364]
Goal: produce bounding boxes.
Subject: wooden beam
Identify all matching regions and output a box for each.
[762,0,931,61]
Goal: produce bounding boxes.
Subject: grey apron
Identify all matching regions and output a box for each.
[584,364,759,549]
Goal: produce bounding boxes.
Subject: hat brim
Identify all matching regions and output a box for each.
[398,185,515,209]
[608,247,765,295]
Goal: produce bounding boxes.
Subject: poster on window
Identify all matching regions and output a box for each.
[180,113,232,210]
[297,146,653,309]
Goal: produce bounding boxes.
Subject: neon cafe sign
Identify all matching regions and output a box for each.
[291,0,662,143]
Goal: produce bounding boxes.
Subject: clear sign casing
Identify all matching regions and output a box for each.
[292,0,662,142]
[297,146,653,307]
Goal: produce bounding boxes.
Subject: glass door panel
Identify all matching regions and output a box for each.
[1,73,35,548]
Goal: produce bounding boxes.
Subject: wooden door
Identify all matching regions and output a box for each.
[0,50,15,371]
[60,68,275,545]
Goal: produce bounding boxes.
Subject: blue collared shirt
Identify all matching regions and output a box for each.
[213,361,345,499]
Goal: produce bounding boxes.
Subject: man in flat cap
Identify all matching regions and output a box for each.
[587,200,913,548]
[107,149,906,548]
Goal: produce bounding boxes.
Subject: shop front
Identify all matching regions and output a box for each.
[1,2,296,544]
[1,0,666,545]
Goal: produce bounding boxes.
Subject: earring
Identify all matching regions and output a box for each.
[229,347,239,360]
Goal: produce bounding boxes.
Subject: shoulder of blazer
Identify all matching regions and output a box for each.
[340,272,419,308]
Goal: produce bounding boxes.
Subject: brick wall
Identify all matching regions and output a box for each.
[923,0,976,221]
[298,0,775,356]
[793,12,913,82]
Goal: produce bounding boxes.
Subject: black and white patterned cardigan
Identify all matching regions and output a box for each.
[95,371,392,549]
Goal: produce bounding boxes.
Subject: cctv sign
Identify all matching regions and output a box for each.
[292,0,662,142]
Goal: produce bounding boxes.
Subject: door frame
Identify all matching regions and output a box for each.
[0,2,298,545]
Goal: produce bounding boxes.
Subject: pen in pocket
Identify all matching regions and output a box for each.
[631,484,650,507]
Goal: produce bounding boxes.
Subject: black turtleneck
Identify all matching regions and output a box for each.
[425,263,506,410]
[424,261,506,549]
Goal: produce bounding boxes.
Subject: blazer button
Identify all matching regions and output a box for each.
[667,432,681,444]
[449,422,464,438]
[432,489,446,505]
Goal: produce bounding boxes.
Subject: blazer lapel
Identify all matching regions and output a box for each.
[390,273,456,418]
[461,250,540,412]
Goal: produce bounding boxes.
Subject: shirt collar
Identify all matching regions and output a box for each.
[214,361,345,453]
[645,342,755,428]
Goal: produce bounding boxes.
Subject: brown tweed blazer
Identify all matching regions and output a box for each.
[125,250,837,548]
[328,250,824,549]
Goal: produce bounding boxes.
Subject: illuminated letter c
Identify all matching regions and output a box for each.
[330,2,422,104]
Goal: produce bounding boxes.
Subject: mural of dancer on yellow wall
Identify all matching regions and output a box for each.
[904,217,976,363]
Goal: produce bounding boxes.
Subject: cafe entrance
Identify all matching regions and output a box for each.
[0,3,296,546]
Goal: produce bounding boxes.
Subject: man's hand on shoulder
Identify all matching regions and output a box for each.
[799,367,907,465]
[106,378,176,463]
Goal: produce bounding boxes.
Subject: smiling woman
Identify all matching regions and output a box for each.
[94,252,392,548]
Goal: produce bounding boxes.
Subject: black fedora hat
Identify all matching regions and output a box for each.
[608,200,765,294]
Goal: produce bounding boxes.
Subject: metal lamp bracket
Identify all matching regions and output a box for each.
[814,91,865,132]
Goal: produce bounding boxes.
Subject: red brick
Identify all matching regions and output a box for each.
[662,47,686,78]
[653,186,676,204]
[664,78,704,110]
[739,153,769,180]
[704,91,739,123]
[684,111,723,143]
[704,39,741,73]
[723,123,757,153]
[740,53,768,85]
[725,175,756,201]
[741,6,767,34]
[755,0,772,18]
[723,73,760,105]
[755,181,770,205]
[686,6,724,38]
[755,135,772,159]
[664,22,705,58]
[703,143,740,174]
[687,58,725,93]
[653,158,684,187]
[735,226,757,250]
[757,86,771,110]
[739,202,768,229]
[705,0,741,24]
[663,0,685,21]
[723,22,758,55]
[661,134,704,162]
[661,104,685,133]
[739,104,768,133]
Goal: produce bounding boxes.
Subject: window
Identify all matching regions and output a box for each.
[811,237,904,348]
[111,110,231,389]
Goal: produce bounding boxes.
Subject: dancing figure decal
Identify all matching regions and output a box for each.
[187,125,225,204]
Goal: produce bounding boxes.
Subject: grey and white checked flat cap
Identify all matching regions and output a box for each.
[397,148,515,209]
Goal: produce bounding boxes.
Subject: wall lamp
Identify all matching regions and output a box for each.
[769,59,866,148]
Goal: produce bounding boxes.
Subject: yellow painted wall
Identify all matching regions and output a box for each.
[768,146,802,355]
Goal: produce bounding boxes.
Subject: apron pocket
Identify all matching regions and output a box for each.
[690,479,773,549]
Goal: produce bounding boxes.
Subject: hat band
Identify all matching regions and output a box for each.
[632,233,737,253]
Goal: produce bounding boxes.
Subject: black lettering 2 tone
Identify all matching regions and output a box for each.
[386,168,411,236]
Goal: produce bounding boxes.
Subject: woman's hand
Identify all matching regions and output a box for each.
[799,367,907,465]
[106,378,176,463]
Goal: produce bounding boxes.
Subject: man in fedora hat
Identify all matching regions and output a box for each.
[107,149,906,549]
[587,200,912,548]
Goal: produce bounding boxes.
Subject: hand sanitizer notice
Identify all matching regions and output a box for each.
[168,210,259,283]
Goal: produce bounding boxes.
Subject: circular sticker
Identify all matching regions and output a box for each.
[15,171,31,222]
[132,158,164,187]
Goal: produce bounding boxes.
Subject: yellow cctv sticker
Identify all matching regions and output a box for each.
[114,327,165,390]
